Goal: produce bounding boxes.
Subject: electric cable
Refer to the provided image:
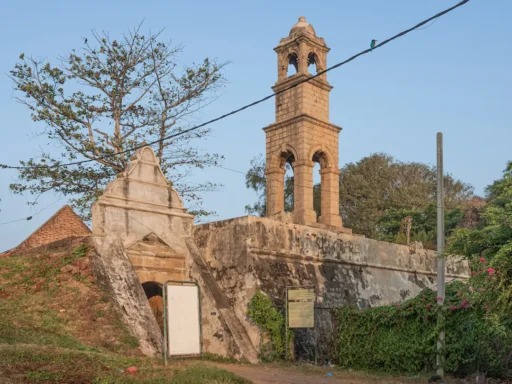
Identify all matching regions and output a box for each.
[0,0,470,171]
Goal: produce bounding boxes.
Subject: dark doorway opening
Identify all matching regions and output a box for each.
[142,281,164,332]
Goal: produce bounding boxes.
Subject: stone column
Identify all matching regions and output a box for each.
[293,161,317,225]
[319,168,342,227]
[265,168,285,216]
[298,40,308,74]
[277,53,286,81]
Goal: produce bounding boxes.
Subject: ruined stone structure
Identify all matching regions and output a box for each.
[88,17,471,363]
[89,144,469,362]
[91,146,259,362]
[92,147,192,285]
[265,17,344,230]
[194,216,469,358]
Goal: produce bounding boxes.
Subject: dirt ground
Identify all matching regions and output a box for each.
[214,363,423,384]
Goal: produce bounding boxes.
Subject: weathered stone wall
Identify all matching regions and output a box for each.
[90,236,163,356]
[88,146,470,362]
[91,147,193,285]
[91,146,259,362]
[194,215,470,359]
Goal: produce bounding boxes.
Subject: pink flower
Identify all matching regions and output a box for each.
[480,257,486,263]
[450,306,458,311]
[471,271,477,276]
[461,300,469,308]
[483,305,489,311]
[488,267,496,276]
[437,297,444,301]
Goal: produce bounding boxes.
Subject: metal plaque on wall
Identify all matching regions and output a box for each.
[287,288,315,328]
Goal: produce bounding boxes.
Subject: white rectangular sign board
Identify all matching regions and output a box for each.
[166,284,201,356]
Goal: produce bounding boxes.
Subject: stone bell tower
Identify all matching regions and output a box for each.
[264,16,343,228]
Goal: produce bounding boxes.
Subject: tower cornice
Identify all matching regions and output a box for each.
[272,73,332,93]
[263,113,342,134]
[274,34,330,53]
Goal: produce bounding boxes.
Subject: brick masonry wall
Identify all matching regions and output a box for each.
[17,205,91,251]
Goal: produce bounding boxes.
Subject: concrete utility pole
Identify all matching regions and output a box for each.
[436,132,446,379]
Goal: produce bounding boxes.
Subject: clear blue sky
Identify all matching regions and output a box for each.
[0,0,510,251]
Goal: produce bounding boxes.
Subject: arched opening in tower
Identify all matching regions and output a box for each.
[313,162,321,220]
[307,52,319,75]
[142,281,164,332]
[284,161,294,212]
[287,52,298,77]
[280,150,295,213]
[312,151,330,222]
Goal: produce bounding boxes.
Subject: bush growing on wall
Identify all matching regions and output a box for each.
[247,291,293,361]
[332,282,512,377]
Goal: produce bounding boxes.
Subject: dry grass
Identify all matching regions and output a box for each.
[0,344,250,383]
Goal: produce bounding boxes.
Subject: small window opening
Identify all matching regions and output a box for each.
[308,52,318,75]
[287,53,298,76]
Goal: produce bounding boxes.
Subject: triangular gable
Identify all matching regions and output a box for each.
[126,232,180,256]
[15,205,91,251]
[100,146,185,210]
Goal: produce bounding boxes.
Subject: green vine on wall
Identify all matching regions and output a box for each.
[247,291,293,361]
[332,281,512,377]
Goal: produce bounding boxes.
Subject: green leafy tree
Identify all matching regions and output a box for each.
[245,153,473,245]
[377,204,464,249]
[340,153,473,240]
[8,24,228,220]
[449,161,512,319]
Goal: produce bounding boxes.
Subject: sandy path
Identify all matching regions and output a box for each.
[214,363,415,384]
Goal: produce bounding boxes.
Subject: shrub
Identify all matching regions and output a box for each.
[247,291,293,361]
[332,282,512,377]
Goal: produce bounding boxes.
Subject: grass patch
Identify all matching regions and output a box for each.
[0,345,251,383]
[0,244,141,355]
[171,364,251,384]
[0,294,86,349]
[0,244,88,293]
[112,314,140,349]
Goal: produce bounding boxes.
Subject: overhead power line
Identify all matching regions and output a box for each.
[0,197,65,226]
[0,0,470,171]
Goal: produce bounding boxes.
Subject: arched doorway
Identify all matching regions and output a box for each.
[142,281,164,332]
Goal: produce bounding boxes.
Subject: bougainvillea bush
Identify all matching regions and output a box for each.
[332,280,512,377]
[332,162,512,378]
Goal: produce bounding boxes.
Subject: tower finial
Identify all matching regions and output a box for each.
[298,16,306,22]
